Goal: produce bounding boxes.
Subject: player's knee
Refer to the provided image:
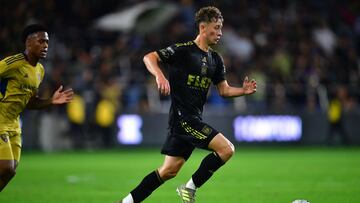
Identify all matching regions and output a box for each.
[159,164,181,181]
[163,171,178,180]
[160,167,180,180]
[218,142,235,162]
[224,143,235,160]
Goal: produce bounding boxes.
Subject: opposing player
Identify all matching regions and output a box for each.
[0,24,74,191]
[118,6,257,203]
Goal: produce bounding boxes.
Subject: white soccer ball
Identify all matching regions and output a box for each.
[292,200,310,203]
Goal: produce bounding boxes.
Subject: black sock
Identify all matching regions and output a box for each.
[192,152,225,188]
[130,170,164,203]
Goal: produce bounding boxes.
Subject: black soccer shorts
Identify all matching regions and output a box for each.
[161,115,219,160]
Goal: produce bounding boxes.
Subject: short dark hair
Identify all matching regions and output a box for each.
[195,6,223,28]
[22,24,47,43]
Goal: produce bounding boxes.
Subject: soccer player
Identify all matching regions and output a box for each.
[119,6,257,203]
[0,24,74,191]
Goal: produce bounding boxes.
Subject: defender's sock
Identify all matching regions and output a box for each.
[130,170,164,202]
[192,152,225,188]
[185,178,196,190]
[122,194,134,203]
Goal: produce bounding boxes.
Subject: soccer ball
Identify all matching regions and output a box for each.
[292,200,310,203]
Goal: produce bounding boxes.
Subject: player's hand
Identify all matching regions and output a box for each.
[156,75,170,96]
[51,85,74,104]
[242,76,257,95]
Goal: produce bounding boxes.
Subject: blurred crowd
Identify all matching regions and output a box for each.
[1,0,360,148]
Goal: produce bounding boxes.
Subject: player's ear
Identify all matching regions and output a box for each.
[25,38,31,50]
[199,22,206,33]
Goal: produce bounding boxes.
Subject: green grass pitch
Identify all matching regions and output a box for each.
[1,147,359,203]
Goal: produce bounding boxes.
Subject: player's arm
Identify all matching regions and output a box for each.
[26,85,74,109]
[0,60,10,77]
[143,51,170,96]
[216,76,257,98]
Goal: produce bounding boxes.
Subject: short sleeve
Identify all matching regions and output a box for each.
[156,44,182,64]
[0,59,11,77]
[212,52,226,85]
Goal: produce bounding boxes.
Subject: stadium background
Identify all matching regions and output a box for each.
[1,0,360,203]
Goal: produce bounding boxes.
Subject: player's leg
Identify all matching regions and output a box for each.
[208,133,235,161]
[120,133,193,203]
[183,133,234,190]
[121,155,185,203]
[177,133,233,202]
[174,116,232,202]
[0,132,20,192]
[0,160,16,192]
[158,155,186,180]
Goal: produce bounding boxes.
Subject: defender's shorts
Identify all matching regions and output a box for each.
[161,116,219,160]
[0,131,22,161]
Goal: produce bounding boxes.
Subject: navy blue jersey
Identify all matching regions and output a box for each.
[156,41,226,125]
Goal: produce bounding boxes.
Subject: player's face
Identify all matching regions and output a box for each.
[27,32,49,59]
[203,19,223,45]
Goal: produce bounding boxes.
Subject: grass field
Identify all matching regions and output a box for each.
[1,147,359,203]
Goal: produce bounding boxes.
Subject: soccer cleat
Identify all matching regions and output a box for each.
[176,184,196,203]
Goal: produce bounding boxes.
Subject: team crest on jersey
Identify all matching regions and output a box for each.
[0,134,8,143]
[201,126,212,135]
[202,57,207,63]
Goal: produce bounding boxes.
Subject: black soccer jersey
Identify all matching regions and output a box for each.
[156,41,226,123]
